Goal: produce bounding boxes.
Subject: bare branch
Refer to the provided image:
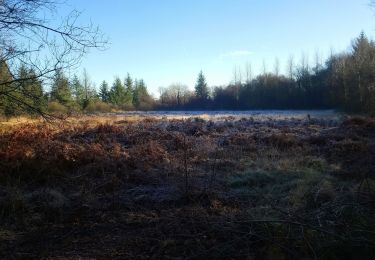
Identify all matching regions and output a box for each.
[0,0,108,116]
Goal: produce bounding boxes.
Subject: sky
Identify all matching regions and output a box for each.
[61,0,375,96]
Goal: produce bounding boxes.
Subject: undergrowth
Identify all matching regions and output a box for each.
[0,116,374,259]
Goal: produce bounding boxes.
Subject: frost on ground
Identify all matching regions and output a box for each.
[111,109,341,122]
[0,113,374,259]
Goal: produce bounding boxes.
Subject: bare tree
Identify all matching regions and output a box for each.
[300,52,309,73]
[82,68,91,101]
[245,61,252,84]
[273,57,280,76]
[262,59,267,75]
[287,55,294,80]
[170,83,183,106]
[232,65,242,101]
[232,65,241,85]
[158,86,165,104]
[0,0,107,117]
[313,49,323,74]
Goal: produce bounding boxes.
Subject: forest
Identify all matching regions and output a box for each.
[1,32,375,116]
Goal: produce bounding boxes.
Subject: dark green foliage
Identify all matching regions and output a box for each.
[18,67,46,115]
[195,70,209,100]
[71,75,85,108]
[124,73,133,96]
[133,79,153,110]
[109,77,128,106]
[99,80,110,102]
[50,70,73,107]
[0,61,15,116]
[0,63,46,116]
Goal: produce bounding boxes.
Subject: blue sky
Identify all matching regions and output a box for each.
[63,0,375,96]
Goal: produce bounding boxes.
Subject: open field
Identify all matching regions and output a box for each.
[0,112,374,259]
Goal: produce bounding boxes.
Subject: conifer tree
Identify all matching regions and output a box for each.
[81,69,95,109]
[0,60,15,116]
[125,73,133,95]
[20,67,45,115]
[99,81,110,102]
[71,75,84,108]
[195,70,209,100]
[109,77,127,106]
[133,79,149,108]
[124,73,134,107]
[0,63,45,116]
[351,32,372,112]
[50,70,73,106]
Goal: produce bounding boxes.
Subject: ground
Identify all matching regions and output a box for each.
[0,113,374,259]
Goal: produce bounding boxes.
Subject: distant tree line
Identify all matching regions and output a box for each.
[1,32,375,116]
[158,33,375,114]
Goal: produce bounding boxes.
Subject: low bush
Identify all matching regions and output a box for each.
[47,101,68,114]
[85,100,112,113]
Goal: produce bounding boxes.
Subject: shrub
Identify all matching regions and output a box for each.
[119,103,135,111]
[47,101,68,114]
[85,101,112,113]
[137,101,154,111]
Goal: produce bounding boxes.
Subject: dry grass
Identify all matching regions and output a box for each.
[0,114,374,259]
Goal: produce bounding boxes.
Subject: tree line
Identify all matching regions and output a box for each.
[0,63,155,116]
[1,32,375,116]
[158,32,375,114]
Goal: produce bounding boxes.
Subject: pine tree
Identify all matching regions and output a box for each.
[71,75,84,108]
[351,32,373,112]
[195,70,209,100]
[0,64,45,116]
[81,69,94,109]
[109,77,127,106]
[21,67,45,115]
[133,79,149,108]
[99,80,110,102]
[133,79,139,108]
[50,70,73,106]
[124,73,133,94]
[124,73,134,107]
[0,60,16,116]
